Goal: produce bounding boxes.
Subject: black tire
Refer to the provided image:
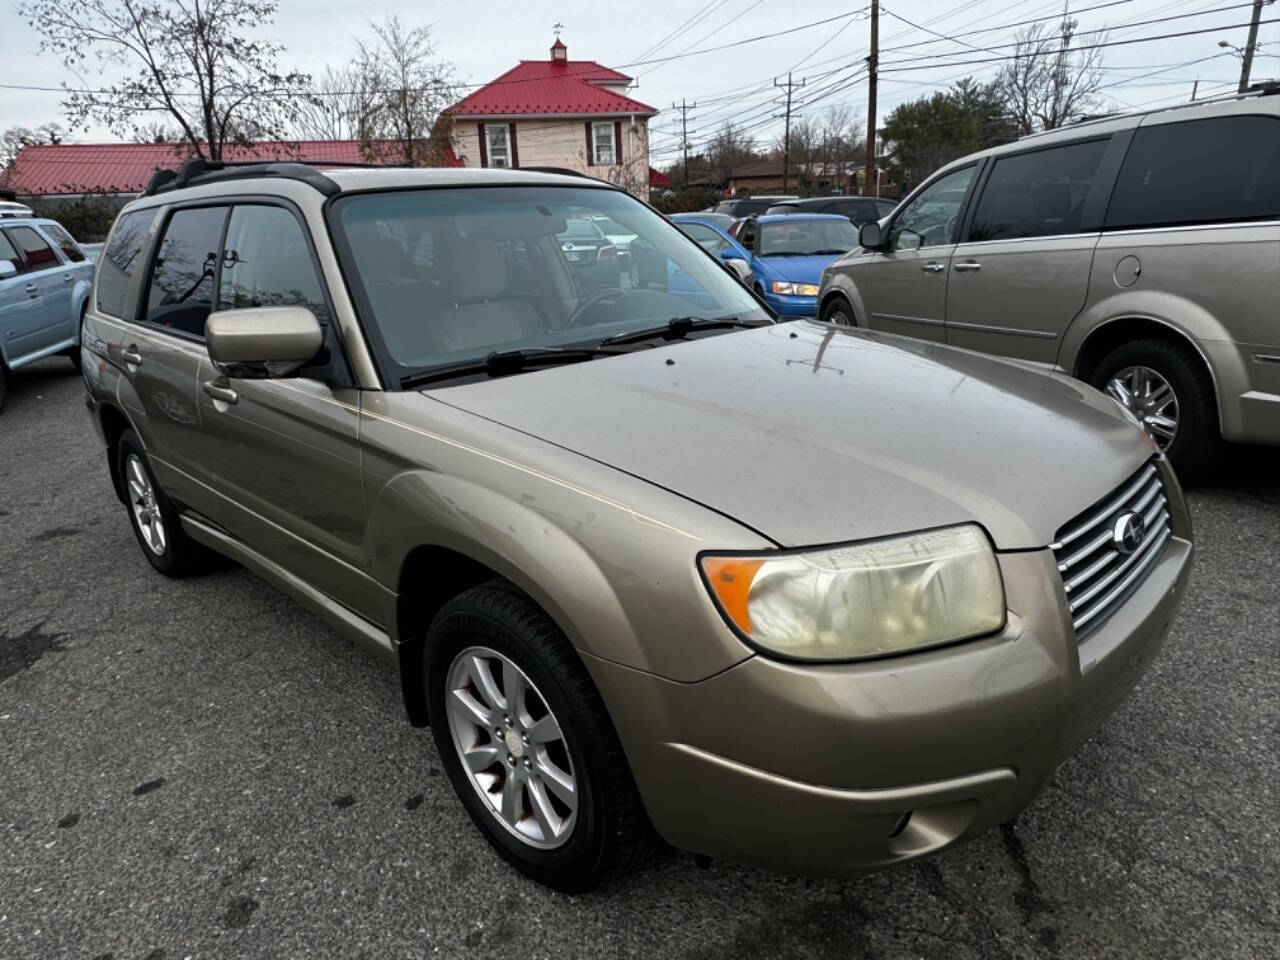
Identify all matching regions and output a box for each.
[0,361,9,413]
[426,580,653,892]
[67,302,86,372]
[116,429,212,577]
[1089,337,1222,482]
[821,294,857,326]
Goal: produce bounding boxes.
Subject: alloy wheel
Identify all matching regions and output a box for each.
[445,646,577,849]
[1106,365,1179,449]
[125,453,166,555]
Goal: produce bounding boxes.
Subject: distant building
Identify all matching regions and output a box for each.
[724,159,898,199]
[444,38,658,199]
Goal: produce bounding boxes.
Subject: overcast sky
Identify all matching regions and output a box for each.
[3,0,1276,162]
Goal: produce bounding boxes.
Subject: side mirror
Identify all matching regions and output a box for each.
[722,256,753,285]
[0,259,17,279]
[206,306,323,379]
[858,222,883,250]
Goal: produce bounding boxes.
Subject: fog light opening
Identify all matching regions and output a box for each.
[888,810,913,839]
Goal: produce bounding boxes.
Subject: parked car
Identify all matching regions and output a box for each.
[677,213,859,317]
[819,92,1280,479]
[678,210,735,232]
[712,195,798,218]
[79,242,104,263]
[0,216,94,410]
[555,216,620,292]
[0,200,36,218]
[587,214,637,276]
[84,160,1190,893]
[765,196,897,224]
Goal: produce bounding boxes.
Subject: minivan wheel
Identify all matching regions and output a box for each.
[116,429,212,577]
[1091,338,1221,481]
[821,295,856,326]
[426,581,652,892]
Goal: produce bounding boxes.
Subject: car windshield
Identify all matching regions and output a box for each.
[758,219,860,256]
[592,217,631,236]
[329,185,769,386]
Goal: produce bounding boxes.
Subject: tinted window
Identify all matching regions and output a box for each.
[1106,116,1280,229]
[39,222,86,262]
[758,219,859,256]
[6,225,59,271]
[219,205,329,323]
[145,206,227,337]
[969,139,1108,242]
[97,209,157,318]
[0,230,25,274]
[888,166,975,251]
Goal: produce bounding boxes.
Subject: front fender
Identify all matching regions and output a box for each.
[819,262,870,323]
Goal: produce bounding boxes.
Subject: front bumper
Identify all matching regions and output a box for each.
[762,292,819,317]
[587,498,1192,875]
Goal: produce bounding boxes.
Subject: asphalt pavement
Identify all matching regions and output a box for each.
[1,357,1277,960]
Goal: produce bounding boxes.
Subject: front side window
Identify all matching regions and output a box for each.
[219,205,330,324]
[678,222,732,255]
[485,124,510,169]
[6,225,60,271]
[97,208,157,317]
[888,165,975,252]
[329,185,768,385]
[39,221,87,262]
[144,206,228,338]
[968,139,1108,242]
[592,122,616,165]
[0,230,26,274]
[758,219,859,257]
[1106,116,1280,230]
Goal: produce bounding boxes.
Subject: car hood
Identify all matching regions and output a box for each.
[429,321,1155,550]
[756,253,846,285]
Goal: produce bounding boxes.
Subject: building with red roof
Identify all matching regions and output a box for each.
[445,37,658,198]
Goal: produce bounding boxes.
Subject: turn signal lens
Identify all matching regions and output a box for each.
[770,281,819,296]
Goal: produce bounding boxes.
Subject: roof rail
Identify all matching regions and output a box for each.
[520,166,620,187]
[142,158,343,197]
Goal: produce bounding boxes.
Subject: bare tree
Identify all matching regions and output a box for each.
[707,122,758,186]
[357,16,457,166]
[2,123,64,168]
[290,64,382,142]
[998,17,1105,135]
[18,0,312,159]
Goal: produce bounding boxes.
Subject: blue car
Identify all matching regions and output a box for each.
[671,212,859,317]
[0,216,94,410]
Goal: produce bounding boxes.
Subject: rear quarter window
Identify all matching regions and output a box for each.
[96,208,158,318]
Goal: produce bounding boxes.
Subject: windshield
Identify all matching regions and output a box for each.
[329,185,769,386]
[758,219,860,256]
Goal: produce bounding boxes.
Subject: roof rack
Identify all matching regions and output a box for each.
[520,166,620,187]
[142,158,343,197]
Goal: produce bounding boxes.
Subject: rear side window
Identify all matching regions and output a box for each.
[144,206,228,338]
[97,208,157,318]
[969,139,1108,242]
[218,205,330,323]
[39,222,86,262]
[6,225,60,271]
[1105,116,1280,230]
[0,229,25,274]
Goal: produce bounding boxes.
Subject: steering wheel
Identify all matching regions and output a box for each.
[567,287,628,328]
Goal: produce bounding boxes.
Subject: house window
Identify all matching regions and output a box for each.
[485,124,510,168]
[592,122,615,165]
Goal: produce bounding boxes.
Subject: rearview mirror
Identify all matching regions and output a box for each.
[858,222,883,250]
[722,256,753,285]
[0,259,17,279]
[206,306,323,379]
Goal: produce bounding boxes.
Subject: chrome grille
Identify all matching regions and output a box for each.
[1052,461,1171,640]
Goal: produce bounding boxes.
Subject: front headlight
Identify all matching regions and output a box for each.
[699,525,1005,661]
[771,281,819,296]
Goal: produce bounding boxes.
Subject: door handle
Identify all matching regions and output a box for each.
[121,345,143,366]
[24,283,38,297]
[953,261,982,272]
[63,274,75,283]
[920,262,945,274]
[202,380,239,405]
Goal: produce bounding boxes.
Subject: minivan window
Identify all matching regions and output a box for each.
[888,165,975,251]
[1106,116,1280,230]
[144,206,228,338]
[968,139,1108,242]
[219,205,330,323]
[6,225,59,271]
[97,208,157,318]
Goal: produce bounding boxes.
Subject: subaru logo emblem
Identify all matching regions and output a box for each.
[1112,511,1146,555]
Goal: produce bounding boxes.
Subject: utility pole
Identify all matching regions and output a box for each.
[1238,0,1268,93]
[673,99,696,189]
[775,73,805,192]
[865,0,878,198]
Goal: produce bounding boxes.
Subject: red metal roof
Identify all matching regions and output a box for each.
[649,166,672,187]
[0,139,460,196]
[448,59,656,118]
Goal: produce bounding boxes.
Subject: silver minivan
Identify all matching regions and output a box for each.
[819,92,1280,478]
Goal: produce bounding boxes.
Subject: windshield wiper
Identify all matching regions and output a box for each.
[400,346,624,389]
[598,315,764,347]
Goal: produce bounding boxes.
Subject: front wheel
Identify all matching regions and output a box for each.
[1090,338,1221,482]
[821,295,857,326]
[426,581,652,892]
